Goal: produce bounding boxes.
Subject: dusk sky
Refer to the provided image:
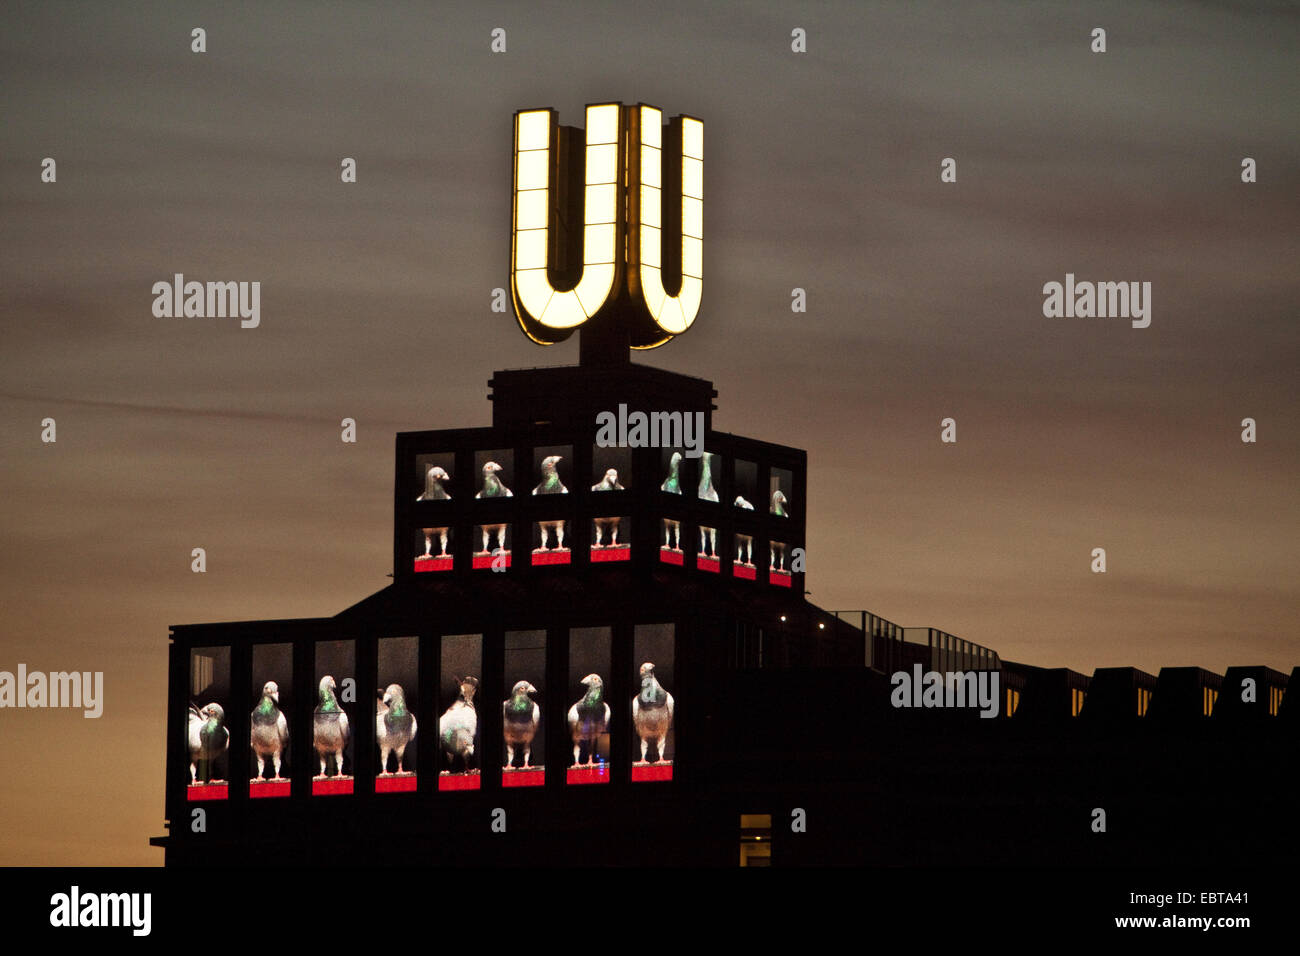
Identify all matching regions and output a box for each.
[1,1,1295,864]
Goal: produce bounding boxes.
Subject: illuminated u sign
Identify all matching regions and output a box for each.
[511,102,703,349]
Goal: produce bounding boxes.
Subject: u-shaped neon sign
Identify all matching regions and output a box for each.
[511,103,703,350]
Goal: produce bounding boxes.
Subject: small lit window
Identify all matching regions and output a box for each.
[739,813,772,867]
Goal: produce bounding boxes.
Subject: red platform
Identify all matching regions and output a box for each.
[566,765,610,785]
[733,564,757,580]
[531,549,571,566]
[187,782,228,801]
[472,553,511,570]
[249,780,291,798]
[771,570,792,587]
[375,773,417,793]
[502,767,546,788]
[439,771,481,791]
[591,545,630,562]
[312,776,353,796]
[659,548,684,566]
[413,556,453,573]
[696,555,720,573]
[631,763,673,782]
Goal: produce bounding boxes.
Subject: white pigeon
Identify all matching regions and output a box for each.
[376,683,417,775]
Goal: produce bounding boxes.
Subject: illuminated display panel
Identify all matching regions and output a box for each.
[591,444,631,561]
[414,526,453,572]
[512,104,621,342]
[696,450,720,502]
[439,634,482,791]
[769,540,792,586]
[311,639,355,796]
[697,525,720,571]
[473,449,514,568]
[659,447,685,564]
[415,453,456,501]
[186,646,230,801]
[531,445,572,565]
[502,630,546,787]
[631,624,675,782]
[250,643,292,797]
[376,636,419,793]
[732,459,759,578]
[567,626,612,785]
[770,467,792,518]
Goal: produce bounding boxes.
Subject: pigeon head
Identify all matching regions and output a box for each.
[382,683,406,708]
[669,452,682,470]
[541,455,562,472]
[482,461,502,476]
[428,466,449,482]
[454,675,479,703]
[771,490,788,514]
[734,495,754,510]
[580,674,603,689]
[638,663,656,680]
[262,681,280,703]
[511,680,537,698]
[319,675,338,698]
[203,703,226,722]
[605,469,618,483]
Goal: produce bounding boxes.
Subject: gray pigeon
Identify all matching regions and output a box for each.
[502,680,540,769]
[439,675,479,773]
[632,663,674,764]
[376,683,417,775]
[567,674,611,766]
[771,489,788,517]
[313,675,351,778]
[475,461,512,498]
[188,702,229,785]
[591,468,624,492]
[251,681,289,781]
[417,465,451,500]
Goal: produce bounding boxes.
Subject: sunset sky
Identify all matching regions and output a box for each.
[1,1,1295,864]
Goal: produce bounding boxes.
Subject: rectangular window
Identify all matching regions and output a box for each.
[376,636,419,792]
[250,643,293,797]
[439,634,482,790]
[503,630,546,787]
[187,646,230,800]
[311,639,356,796]
[531,445,573,565]
[632,624,675,782]
[739,813,772,867]
[567,627,612,785]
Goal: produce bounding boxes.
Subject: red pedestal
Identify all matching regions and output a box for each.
[414,556,453,573]
[771,570,793,587]
[312,776,353,796]
[733,564,757,580]
[472,553,511,570]
[187,782,228,801]
[631,763,673,782]
[696,555,720,573]
[249,779,291,798]
[502,767,546,788]
[659,548,684,566]
[591,545,631,562]
[375,773,417,793]
[439,772,481,791]
[531,549,571,566]
[566,765,610,785]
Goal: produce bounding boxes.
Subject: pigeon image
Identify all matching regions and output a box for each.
[592,468,624,492]
[632,662,675,764]
[439,675,479,774]
[417,465,451,501]
[700,525,717,557]
[661,453,683,549]
[770,540,787,571]
[376,683,417,775]
[475,461,512,498]
[734,496,754,565]
[697,452,718,502]
[313,675,351,778]
[567,673,611,767]
[592,464,626,547]
[533,456,568,551]
[251,681,289,781]
[419,525,450,559]
[502,680,540,770]
[771,489,788,517]
[188,702,229,785]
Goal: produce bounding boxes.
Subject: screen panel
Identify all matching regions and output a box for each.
[187,645,230,800]
[312,639,355,796]
[250,643,292,797]
[567,626,611,785]
[439,633,482,790]
[502,630,546,787]
[632,624,675,782]
[376,636,419,793]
